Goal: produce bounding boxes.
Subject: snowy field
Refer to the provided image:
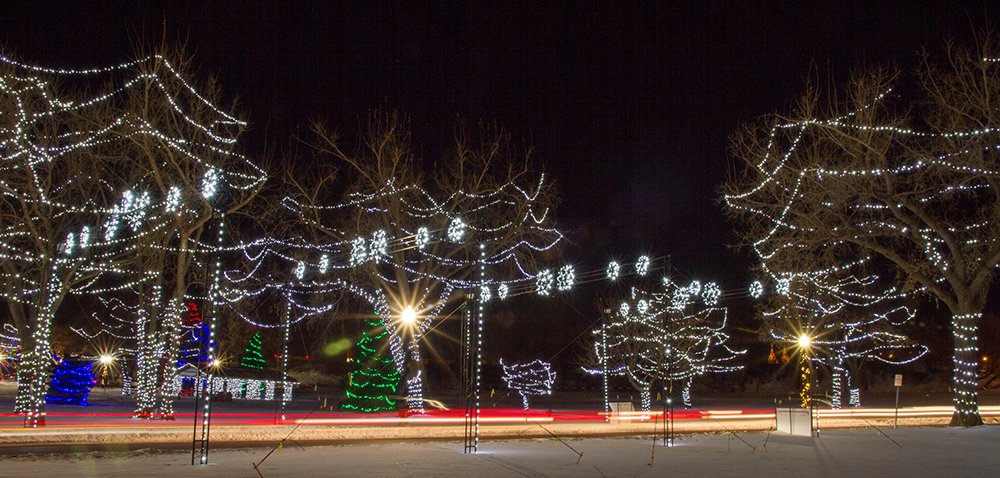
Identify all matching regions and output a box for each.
[1,426,998,477]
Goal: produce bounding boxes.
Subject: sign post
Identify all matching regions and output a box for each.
[893,374,903,429]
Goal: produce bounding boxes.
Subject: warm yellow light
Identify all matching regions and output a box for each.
[401,307,417,324]
[99,355,114,365]
[798,335,811,348]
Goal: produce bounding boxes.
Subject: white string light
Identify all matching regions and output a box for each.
[500,359,555,410]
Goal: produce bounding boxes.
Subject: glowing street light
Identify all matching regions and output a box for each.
[798,334,811,348]
[401,307,417,324]
[99,354,115,366]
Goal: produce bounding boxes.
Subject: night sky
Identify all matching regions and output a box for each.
[3,3,998,362]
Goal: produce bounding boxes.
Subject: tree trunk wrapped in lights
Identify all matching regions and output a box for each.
[724,39,1000,426]
[0,57,153,425]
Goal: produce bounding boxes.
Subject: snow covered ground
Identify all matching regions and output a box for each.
[1,426,998,477]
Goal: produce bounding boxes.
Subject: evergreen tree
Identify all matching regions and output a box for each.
[239,333,267,370]
[342,316,400,412]
[46,357,95,406]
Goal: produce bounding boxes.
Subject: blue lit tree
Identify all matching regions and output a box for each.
[46,357,95,406]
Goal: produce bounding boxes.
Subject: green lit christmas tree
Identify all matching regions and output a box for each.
[342,315,400,412]
[239,333,267,370]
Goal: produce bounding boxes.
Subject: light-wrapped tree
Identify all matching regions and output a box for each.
[587,279,744,415]
[500,359,555,410]
[280,114,562,412]
[724,39,1000,426]
[758,262,927,408]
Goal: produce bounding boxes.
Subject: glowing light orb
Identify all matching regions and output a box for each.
[202,168,220,199]
[481,285,492,302]
[702,282,721,306]
[318,254,329,274]
[99,355,114,365]
[79,226,89,249]
[105,210,121,241]
[749,280,764,299]
[636,256,650,276]
[556,265,575,291]
[777,278,791,296]
[536,269,554,296]
[498,283,509,300]
[415,227,430,249]
[607,261,620,281]
[126,191,150,231]
[798,335,811,348]
[371,230,388,258]
[350,237,368,266]
[688,280,702,296]
[166,186,182,212]
[294,261,306,280]
[63,233,75,256]
[448,218,466,242]
[637,299,649,315]
[619,302,630,316]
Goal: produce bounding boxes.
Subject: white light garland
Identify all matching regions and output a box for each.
[500,359,556,410]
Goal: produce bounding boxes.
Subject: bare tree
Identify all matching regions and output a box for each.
[0,46,265,424]
[0,56,157,425]
[586,281,744,414]
[110,45,266,419]
[724,38,1000,426]
[757,264,927,409]
[281,113,562,411]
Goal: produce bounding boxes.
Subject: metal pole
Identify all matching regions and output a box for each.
[191,208,213,466]
[602,311,608,420]
[190,366,201,465]
[197,212,224,465]
[894,385,900,429]
[668,397,673,446]
[462,294,473,453]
